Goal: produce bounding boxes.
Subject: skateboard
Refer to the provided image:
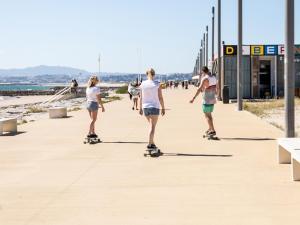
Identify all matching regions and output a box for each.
[144,147,163,157]
[84,136,102,144]
[203,133,219,140]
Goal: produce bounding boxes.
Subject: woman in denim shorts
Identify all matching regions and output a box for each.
[86,76,105,138]
[139,68,165,149]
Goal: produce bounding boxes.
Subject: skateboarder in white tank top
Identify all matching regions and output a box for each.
[139,68,166,150]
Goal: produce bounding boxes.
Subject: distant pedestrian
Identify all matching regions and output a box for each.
[71,79,79,95]
[174,81,179,89]
[139,68,165,150]
[190,66,218,136]
[185,81,189,89]
[86,75,105,139]
[130,83,140,110]
[128,83,133,100]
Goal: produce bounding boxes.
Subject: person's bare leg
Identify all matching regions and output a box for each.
[88,110,92,134]
[134,99,138,110]
[89,111,98,134]
[205,113,215,132]
[148,115,159,145]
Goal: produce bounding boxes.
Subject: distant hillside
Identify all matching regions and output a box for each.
[0,65,91,77]
[0,65,192,84]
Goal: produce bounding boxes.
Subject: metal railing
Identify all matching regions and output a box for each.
[40,86,71,106]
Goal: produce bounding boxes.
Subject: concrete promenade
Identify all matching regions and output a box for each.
[1,87,300,225]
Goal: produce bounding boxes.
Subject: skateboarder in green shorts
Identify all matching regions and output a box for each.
[190,66,218,137]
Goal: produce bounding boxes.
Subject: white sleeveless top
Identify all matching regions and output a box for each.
[201,74,217,87]
[201,74,217,105]
[140,80,160,109]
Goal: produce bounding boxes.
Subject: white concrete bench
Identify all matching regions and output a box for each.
[278,138,300,181]
[48,107,67,119]
[0,118,17,135]
[292,151,300,181]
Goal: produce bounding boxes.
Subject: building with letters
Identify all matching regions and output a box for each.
[218,45,300,99]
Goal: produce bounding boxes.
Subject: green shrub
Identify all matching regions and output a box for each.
[68,107,82,112]
[115,85,128,94]
[103,96,122,104]
[26,106,46,113]
[18,119,28,125]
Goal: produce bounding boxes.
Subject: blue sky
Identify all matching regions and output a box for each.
[0,0,299,73]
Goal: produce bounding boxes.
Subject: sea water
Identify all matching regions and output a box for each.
[0,84,51,91]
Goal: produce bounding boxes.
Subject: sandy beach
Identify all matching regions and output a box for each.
[244,100,300,136]
[0,95,87,124]
[0,95,50,107]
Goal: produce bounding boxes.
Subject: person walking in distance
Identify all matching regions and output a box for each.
[131,82,140,110]
[190,66,218,137]
[139,68,165,151]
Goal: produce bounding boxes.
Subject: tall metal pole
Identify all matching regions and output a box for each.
[217,0,222,98]
[200,48,203,72]
[201,39,204,68]
[275,55,278,99]
[196,56,199,75]
[203,34,206,66]
[98,53,101,78]
[285,0,295,137]
[237,0,243,111]
[212,7,215,61]
[206,26,209,66]
[198,51,201,74]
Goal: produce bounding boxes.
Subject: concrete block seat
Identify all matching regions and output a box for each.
[278,138,300,181]
[48,107,67,119]
[0,118,17,135]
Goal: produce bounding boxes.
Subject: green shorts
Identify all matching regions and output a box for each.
[202,104,214,113]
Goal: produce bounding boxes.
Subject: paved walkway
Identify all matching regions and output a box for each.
[1,88,299,225]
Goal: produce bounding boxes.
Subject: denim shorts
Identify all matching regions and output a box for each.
[144,108,160,116]
[87,101,99,111]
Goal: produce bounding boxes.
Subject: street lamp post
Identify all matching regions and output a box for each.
[201,39,204,70]
[200,47,203,71]
[197,55,200,75]
[285,0,295,137]
[212,7,215,61]
[206,26,209,66]
[203,33,206,66]
[217,0,222,98]
[237,0,243,111]
[197,56,199,70]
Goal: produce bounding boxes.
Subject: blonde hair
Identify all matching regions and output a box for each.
[87,75,99,88]
[146,68,155,77]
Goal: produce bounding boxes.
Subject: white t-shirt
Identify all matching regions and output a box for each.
[140,80,160,109]
[86,86,100,102]
[128,85,140,97]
